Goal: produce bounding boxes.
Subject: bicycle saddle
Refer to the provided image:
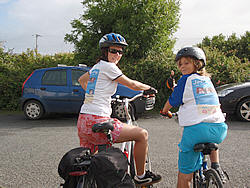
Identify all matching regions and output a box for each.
[92,120,115,133]
[194,143,218,155]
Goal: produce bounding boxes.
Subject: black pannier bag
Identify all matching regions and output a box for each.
[58,147,91,188]
[90,146,135,188]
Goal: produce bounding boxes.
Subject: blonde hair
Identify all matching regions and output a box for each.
[177,57,211,77]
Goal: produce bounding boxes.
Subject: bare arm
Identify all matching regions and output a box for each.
[162,100,172,113]
[116,75,150,91]
[78,72,90,90]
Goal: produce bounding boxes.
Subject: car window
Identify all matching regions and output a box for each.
[72,69,87,86]
[42,70,67,86]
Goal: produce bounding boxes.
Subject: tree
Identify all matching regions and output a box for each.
[65,0,180,66]
[201,46,249,86]
[199,31,250,63]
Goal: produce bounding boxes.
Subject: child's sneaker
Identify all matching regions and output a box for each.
[134,170,162,186]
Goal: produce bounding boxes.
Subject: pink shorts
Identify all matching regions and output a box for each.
[77,113,124,153]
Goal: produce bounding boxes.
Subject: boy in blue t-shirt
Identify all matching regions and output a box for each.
[160,47,228,188]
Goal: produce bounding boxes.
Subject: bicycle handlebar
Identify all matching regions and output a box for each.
[160,110,178,119]
[160,110,173,118]
[143,87,158,95]
[112,91,155,103]
[112,92,156,123]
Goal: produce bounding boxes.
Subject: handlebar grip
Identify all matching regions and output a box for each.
[160,110,173,118]
[143,87,158,95]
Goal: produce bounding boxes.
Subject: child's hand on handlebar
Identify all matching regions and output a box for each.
[160,110,173,118]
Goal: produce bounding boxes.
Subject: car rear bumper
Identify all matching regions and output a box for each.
[219,97,237,114]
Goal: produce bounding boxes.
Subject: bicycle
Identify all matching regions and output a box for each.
[59,91,156,188]
[193,143,223,188]
[160,111,229,188]
[111,93,156,188]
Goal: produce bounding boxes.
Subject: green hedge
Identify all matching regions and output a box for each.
[0,47,249,111]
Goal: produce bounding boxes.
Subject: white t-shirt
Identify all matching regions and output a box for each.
[169,73,225,126]
[80,60,123,117]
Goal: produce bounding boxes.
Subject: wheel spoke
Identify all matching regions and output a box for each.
[243,112,250,121]
[240,109,248,113]
[238,100,250,121]
[241,103,249,110]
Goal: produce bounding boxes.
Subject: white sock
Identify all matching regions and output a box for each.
[137,172,146,179]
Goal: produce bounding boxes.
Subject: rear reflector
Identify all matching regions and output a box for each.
[69,171,87,176]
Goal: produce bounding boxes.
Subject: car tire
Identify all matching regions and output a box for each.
[236,98,250,122]
[111,102,136,122]
[23,100,44,120]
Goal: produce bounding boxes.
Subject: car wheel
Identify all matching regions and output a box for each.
[23,100,44,120]
[236,98,250,122]
[112,102,136,122]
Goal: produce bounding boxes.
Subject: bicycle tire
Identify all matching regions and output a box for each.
[205,169,223,188]
[193,171,199,188]
[193,171,205,188]
[193,171,207,188]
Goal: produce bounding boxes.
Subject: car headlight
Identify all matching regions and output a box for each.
[217,89,234,97]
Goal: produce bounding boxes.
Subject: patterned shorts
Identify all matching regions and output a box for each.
[77,113,124,153]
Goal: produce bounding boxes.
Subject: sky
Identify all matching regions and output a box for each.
[0,0,249,55]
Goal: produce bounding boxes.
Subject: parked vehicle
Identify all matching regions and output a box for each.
[20,65,155,120]
[216,81,250,122]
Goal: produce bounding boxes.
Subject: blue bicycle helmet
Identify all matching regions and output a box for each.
[175,47,206,70]
[99,33,128,49]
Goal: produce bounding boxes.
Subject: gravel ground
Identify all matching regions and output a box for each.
[0,112,249,188]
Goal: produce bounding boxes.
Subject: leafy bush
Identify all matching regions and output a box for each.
[0,44,249,111]
[119,51,178,109]
[199,31,250,63]
[203,46,249,86]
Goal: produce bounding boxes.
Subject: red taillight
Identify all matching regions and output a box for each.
[124,150,129,159]
[69,171,87,176]
[22,71,34,95]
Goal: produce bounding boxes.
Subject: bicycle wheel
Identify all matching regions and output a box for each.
[205,169,223,188]
[193,171,207,188]
[193,171,199,188]
[193,171,204,188]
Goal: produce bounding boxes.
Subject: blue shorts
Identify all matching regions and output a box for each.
[178,122,228,174]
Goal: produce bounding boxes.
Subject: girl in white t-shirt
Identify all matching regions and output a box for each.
[160,47,228,188]
[77,33,161,186]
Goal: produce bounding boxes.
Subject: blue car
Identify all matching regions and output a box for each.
[20,65,155,120]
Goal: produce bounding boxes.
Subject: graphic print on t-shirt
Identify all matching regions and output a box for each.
[85,69,99,103]
[191,78,220,115]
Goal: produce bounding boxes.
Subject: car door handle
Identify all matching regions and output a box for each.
[40,87,46,90]
[73,89,79,92]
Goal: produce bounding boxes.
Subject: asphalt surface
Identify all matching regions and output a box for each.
[0,112,249,188]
